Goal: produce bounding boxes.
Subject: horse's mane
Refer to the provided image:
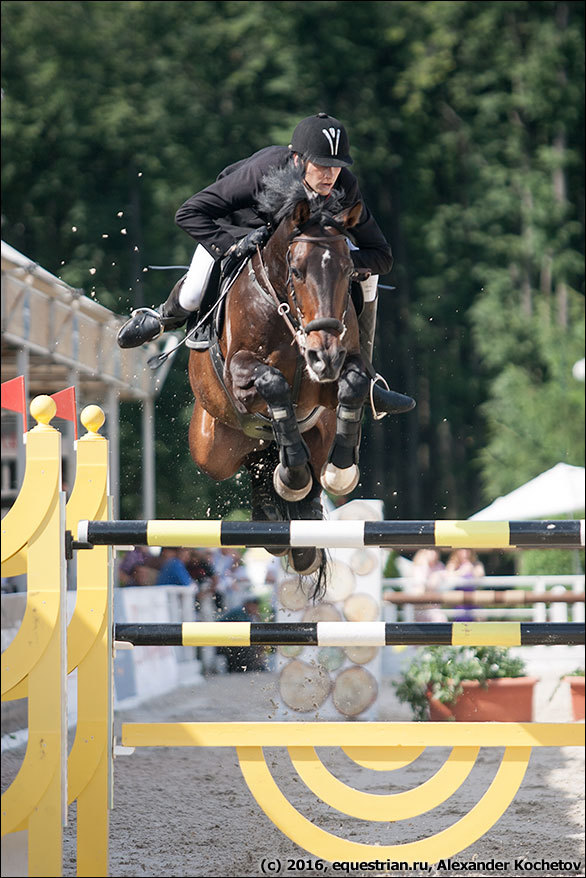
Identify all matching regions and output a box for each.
[257,162,345,227]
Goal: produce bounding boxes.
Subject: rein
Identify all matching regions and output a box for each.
[253,245,302,347]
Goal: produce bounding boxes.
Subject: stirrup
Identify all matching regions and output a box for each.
[132,307,161,318]
[369,373,390,421]
[369,375,416,418]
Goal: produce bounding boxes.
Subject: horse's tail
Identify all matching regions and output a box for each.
[285,468,330,602]
[309,549,329,603]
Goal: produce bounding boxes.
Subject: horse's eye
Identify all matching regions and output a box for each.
[291,266,303,280]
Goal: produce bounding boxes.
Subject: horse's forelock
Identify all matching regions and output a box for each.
[257,163,345,229]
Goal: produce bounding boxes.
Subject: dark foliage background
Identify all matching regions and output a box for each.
[2,1,584,529]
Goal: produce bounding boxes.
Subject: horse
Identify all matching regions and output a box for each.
[185,165,412,591]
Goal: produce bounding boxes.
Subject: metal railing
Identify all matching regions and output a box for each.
[382,575,585,623]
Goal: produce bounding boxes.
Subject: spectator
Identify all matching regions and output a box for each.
[2,575,26,593]
[210,547,242,613]
[156,548,194,587]
[210,548,254,611]
[411,548,446,591]
[409,548,447,622]
[445,548,485,581]
[187,549,222,615]
[186,549,216,586]
[125,565,157,587]
[445,549,486,621]
[225,565,256,611]
[118,546,157,587]
[262,554,283,617]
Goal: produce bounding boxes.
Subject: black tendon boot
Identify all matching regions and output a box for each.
[117,276,193,349]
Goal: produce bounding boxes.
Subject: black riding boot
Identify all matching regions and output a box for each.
[358,297,416,415]
[117,276,193,349]
[358,297,378,366]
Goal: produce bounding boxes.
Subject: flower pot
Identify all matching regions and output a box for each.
[566,676,585,721]
[427,676,538,722]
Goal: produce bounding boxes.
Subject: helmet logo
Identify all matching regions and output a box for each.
[322,127,341,156]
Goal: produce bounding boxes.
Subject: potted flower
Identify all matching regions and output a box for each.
[565,668,585,721]
[393,645,537,722]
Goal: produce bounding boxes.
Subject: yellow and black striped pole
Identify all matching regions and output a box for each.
[80,518,585,550]
[114,621,584,648]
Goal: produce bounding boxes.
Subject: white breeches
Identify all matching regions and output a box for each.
[360,274,379,302]
[178,245,217,311]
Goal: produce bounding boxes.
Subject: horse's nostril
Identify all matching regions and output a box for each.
[307,350,325,373]
[334,347,346,369]
[307,347,346,379]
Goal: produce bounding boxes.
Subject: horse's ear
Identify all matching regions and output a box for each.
[334,202,363,229]
[292,199,311,228]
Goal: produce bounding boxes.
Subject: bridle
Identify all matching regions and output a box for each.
[252,227,356,354]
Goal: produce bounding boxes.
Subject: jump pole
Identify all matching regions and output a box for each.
[114,620,585,647]
[78,517,585,550]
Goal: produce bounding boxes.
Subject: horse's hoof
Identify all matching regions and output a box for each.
[288,547,323,576]
[266,546,289,557]
[273,465,312,502]
[320,462,360,496]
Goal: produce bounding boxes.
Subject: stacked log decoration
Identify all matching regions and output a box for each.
[276,499,384,719]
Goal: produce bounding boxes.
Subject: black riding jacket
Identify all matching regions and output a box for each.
[175,146,393,276]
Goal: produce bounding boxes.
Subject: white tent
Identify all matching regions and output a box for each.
[572,358,585,381]
[470,463,585,520]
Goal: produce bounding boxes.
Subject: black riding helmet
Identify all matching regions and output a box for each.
[289,112,353,167]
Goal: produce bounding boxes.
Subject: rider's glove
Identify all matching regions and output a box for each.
[229,226,270,261]
[236,226,270,257]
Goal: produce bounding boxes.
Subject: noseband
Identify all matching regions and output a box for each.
[253,230,354,353]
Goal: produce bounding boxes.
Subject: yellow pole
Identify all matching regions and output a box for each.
[65,405,111,877]
[1,397,66,877]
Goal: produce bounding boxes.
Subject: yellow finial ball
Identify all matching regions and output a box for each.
[30,395,57,425]
[80,405,105,434]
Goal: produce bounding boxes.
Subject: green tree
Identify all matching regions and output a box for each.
[2,1,583,523]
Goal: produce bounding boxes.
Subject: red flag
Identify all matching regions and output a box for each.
[1,376,27,433]
[50,386,78,440]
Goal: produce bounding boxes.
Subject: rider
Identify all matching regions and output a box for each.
[117,113,393,378]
